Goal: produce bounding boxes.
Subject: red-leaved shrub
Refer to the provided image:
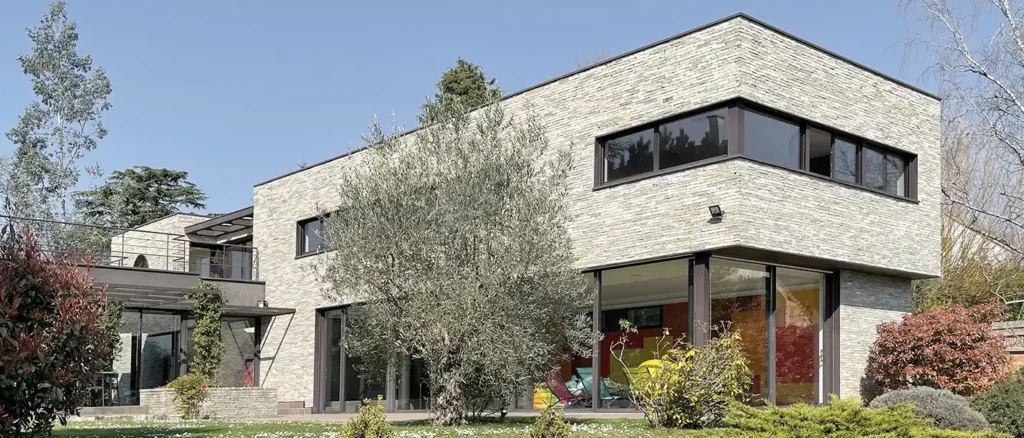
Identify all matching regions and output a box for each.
[0,231,117,435]
[866,302,1010,396]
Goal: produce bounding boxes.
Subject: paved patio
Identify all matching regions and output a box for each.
[273,409,646,422]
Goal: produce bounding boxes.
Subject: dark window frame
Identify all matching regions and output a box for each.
[600,305,664,332]
[594,98,918,201]
[296,214,329,258]
[596,102,733,186]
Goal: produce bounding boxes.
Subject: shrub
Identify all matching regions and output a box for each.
[869,386,990,431]
[612,323,752,428]
[727,396,1008,438]
[972,372,1024,438]
[866,303,1010,396]
[167,373,209,419]
[343,396,393,438]
[529,405,570,438]
[0,231,119,435]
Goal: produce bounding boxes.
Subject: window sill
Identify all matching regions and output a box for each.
[294,251,321,260]
[593,155,733,191]
[593,155,920,204]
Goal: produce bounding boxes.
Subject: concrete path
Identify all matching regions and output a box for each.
[273,409,645,423]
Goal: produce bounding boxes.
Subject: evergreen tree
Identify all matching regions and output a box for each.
[75,166,208,228]
[418,59,500,125]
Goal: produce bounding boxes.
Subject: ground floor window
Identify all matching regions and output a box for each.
[313,255,836,412]
[90,311,262,407]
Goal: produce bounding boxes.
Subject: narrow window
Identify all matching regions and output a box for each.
[603,129,654,182]
[885,154,907,196]
[658,108,728,169]
[743,110,801,169]
[297,217,324,256]
[807,128,831,177]
[863,146,886,192]
[832,138,858,184]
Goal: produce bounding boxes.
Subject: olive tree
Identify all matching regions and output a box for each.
[314,101,594,425]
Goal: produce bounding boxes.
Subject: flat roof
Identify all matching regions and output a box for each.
[254,12,939,189]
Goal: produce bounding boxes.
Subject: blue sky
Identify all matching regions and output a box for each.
[0,1,935,214]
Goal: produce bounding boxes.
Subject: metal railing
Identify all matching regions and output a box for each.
[1,215,259,281]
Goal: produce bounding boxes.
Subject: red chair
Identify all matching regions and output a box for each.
[543,374,590,407]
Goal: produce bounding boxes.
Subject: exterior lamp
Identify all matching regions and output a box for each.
[708,205,724,218]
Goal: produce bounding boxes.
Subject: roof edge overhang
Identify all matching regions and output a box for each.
[579,244,938,281]
[184,206,254,238]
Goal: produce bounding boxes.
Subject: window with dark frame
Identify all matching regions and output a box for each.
[595,99,915,200]
[297,216,327,256]
[602,108,729,183]
[600,305,663,332]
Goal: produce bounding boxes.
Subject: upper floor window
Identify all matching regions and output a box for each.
[743,109,800,169]
[595,99,916,200]
[297,215,327,256]
[601,108,728,183]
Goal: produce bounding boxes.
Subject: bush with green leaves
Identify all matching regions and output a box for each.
[869,386,990,432]
[529,405,571,438]
[167,373,209,419]
[727,396,1008,438]
[182,281,224,381]
[611,323,752,429]
[343,396,393,438]
[972,371,1024,438]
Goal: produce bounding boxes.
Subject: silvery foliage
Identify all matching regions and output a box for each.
[2,0,112,223]
[314,101,594,425]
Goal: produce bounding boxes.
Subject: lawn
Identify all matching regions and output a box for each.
[53,418,735,437]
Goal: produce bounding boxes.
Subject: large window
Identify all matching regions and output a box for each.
[595,99,916,200]
[601,109,728,183]
[711,259,769,402]
[774,268,822,405]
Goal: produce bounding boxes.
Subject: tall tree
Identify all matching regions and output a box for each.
[418,59,501,125]
[74,166,207,228]
[2,0,112,221]
[315,101,593,426]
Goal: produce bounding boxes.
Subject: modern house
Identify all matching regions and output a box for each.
[22,13,940,416]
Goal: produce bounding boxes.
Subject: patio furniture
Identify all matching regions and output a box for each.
[574,367,623,402]
[543,374,590,407]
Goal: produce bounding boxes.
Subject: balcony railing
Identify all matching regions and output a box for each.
[1,215,259,281]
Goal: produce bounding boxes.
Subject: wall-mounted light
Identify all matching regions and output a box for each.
[708,205,724,219]
[256,300,268,308]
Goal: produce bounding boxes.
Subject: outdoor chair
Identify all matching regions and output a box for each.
[542,374,590,408]
[574,367,623,403]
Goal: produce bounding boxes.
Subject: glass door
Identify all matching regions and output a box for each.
[321,309,345,412]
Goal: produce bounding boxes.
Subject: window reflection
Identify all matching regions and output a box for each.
[775,268,822,405]
[710,259,769,403]
[833,138,858,183]
[659,109,728,169]
[604,130,655,182]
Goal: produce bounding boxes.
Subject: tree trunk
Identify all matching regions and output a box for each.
[432,379,466,426]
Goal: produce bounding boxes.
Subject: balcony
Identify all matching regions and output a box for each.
[2,215,277,313]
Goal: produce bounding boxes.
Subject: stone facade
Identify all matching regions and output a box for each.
[838,270,913,400]
[141,387,277,419]
[111,213,208,271]
[248,16,939,404]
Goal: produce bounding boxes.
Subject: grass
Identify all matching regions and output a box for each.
[53,418,737,437]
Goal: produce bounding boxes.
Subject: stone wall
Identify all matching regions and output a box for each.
[141,387,277,419]
[253,16,940,404]
[838,270,912,401]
